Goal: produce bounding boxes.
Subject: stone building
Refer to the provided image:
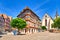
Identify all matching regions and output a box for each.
[17,7,41,33]
[0,14,12,32]
[42,13,53,30]
[42,11,59,30]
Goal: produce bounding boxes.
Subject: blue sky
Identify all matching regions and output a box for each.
[0,0,60,19]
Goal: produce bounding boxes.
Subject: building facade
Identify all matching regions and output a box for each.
[0,15,4,32]
[42,11,59,30]
[0,14,12,32]
[17,7,41,33]
[42,13,53,30]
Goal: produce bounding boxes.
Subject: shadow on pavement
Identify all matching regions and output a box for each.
[17,34,26,35]
[0,36,2,38]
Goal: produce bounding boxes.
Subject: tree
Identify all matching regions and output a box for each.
[51,17,60,29]
[10,18,27,34]
[41,26,47,30]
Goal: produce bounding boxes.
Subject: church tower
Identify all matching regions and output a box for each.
[55,10,59,19]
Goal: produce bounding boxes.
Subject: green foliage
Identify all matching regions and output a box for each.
[10,18,27,29]
[41,26,47,30]
[51,17,60,29]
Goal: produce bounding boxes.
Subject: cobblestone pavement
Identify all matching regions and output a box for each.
[0,31,60,40]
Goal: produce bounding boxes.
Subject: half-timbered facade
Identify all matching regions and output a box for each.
[17,7,41,33]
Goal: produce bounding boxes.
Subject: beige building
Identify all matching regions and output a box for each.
[42,13,53,30]
[17,7,41,33]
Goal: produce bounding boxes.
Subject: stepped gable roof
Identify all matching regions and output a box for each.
[0,14,6,20]
[0,14,12,21]
[2,14,7,19]
[0,14,9,19]
[17,7,41,21]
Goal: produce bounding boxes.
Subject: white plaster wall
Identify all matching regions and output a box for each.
[50,19,53,29]
[42,14,53,30]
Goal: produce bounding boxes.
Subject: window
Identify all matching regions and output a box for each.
[45,15,47,18]
[26,16,30,18]
[45,15,47,17]
[26,21,30,24]
[45,19,47,26]
[26,10,30,13]
[25,10,30,14]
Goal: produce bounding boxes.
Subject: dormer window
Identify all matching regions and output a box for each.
[26,10,30,12]
[25,10,30,14]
